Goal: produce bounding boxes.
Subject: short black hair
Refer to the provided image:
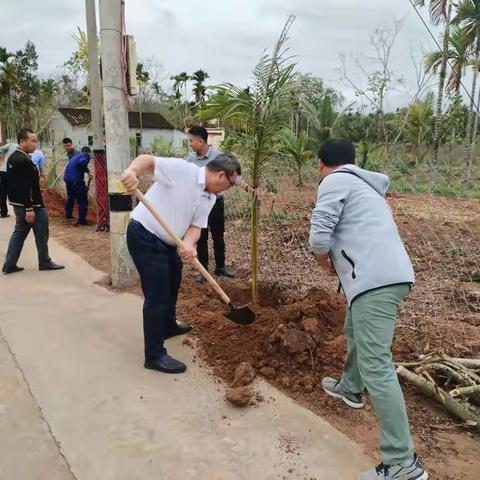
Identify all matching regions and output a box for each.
[81,146,91,153]
[63,137,73,144]
[206,153,241,177]
[17,128,35,143]
[318,139,356,167]
[188,125,208,142]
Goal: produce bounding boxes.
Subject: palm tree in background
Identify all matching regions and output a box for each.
[191,69,210,106]
[425,25,473,93]
[276,128,312,187]
[415,0,452,170]
[454,0,480,182]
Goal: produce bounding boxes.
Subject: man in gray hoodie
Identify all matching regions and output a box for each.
[309,140,428,480]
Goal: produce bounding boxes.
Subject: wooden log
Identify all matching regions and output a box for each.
[450,385,480,398]
[396,366,480,430]
[415,363,471,388]
[451,358,480,369]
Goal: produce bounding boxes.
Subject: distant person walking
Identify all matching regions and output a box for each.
[64,146,92,226]
[2,129,64,275]
[0,142,18,218]
[187,125,235,283]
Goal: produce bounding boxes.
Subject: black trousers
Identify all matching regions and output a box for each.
[4,206,51,268]
[0,171,8,217]
[197,196,225,271]
[126,220,183,361]
[65,181,88,223]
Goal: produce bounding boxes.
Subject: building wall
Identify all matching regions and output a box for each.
[50,114,187,154]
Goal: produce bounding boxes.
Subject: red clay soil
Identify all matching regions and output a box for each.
[45,185,480,480]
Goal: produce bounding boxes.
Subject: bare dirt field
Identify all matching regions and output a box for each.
[45,178,480,480]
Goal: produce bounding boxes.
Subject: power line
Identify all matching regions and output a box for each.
[408,0,480,113]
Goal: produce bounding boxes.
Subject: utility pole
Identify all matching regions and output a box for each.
[99,0,137,287]
[85,0,109,232]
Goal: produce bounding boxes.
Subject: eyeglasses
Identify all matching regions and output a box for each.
[227,175,236,188]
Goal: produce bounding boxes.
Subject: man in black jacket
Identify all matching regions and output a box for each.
[2,129,64,275]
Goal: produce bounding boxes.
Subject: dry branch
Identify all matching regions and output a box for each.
[396,366,480,430]
[450,385,480,398]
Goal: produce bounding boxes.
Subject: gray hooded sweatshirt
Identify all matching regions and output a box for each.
[309,164,414,306]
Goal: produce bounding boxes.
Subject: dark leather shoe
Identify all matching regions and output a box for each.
[165,323,193,339]
[144,354,187,374]
[2,264,24,275]
[39,262,65,271]
[215,266,235,278]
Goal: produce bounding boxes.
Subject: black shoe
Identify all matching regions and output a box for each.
[76,220,92,226]
[2,264,24,275]
[144,354,187,374]
[39,262,65,271]
[65,216,74,219]
[215,266,235,278]
[195,274,206,284]
[165,323,193,339]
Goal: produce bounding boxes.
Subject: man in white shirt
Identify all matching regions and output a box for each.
[121,153,241,374]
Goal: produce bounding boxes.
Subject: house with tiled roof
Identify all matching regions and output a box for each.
[49,108,187,152]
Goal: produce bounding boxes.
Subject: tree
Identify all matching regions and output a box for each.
[425,25,473,93]
[404,91,435,166]
[191,69,209,106]
[339,19,405,156]
[14,41,40,126]
[197,16,297,303]
[454,0,480,183]
[416,1,452,171]
[276,128,312,186]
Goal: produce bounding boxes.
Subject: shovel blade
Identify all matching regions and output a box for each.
[224,304,256,325]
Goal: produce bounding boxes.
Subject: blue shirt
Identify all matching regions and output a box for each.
[67,148,79,160]
[31,149,46,174]
[186,146,220,167]
[64,152,91,183]
[187,146,222,197]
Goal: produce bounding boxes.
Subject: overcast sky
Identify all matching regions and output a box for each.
[0,0,438,109]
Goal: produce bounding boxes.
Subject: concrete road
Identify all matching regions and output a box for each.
[0,213,370,480]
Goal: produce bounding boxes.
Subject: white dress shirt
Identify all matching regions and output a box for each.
[131,157,216,245]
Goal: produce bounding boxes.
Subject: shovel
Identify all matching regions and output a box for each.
[134,189,256,325]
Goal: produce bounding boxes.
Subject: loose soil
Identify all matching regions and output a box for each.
[43,179,480,480]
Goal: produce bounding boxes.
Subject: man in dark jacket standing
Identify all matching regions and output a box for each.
[309,140,427,480]
[2,129,64,275]
[64,146,91,225]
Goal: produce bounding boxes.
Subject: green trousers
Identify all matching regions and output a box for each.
[339,284,414,465]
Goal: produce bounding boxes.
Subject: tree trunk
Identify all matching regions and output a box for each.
[463,41,480,180]
[432,3,452,173]
[465,58,480,185]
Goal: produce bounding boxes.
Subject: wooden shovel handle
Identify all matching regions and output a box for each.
[134,189,231,305]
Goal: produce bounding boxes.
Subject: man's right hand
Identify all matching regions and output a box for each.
[120,169,139,194]
[25,210,35,224]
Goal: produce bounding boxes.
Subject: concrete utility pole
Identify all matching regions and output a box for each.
[85,0,109,232]
[99,0,137,287]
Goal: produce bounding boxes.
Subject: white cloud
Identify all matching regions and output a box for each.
[0,0,436,108]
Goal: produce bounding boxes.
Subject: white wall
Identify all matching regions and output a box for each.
[50,114,188,154]
[50,115,90,149]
